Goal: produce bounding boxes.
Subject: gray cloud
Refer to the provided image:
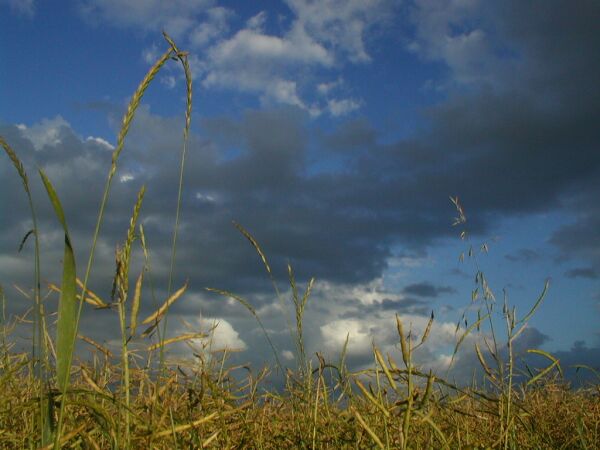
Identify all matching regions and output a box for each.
[565,268,599,280]
[505,248,541,263]
[402,282,456,298]
[2,0,600,381]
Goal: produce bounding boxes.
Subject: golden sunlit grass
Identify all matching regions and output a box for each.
[1,34,599,449]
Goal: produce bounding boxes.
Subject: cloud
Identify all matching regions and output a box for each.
[402,281,456,298]
[196,317,247,351]
[324,118,376,151]
[3,0,600,382]
[188,6,233,48]
[0,0,35,17]
[16,116,70,150]
[85,136,114,150]
[317,78,343,96]
[200,18,332,111]
[78,1,393,115]
[285,0,394,63]
[160,75,177,89]
[564,268,599,280]
[79,0,215,38]
[550,208,600,270]
[505,248,541,263]
[327,98,361,117]
[318,310,460,375]
[197,2,392,113]
[407,0,497,86]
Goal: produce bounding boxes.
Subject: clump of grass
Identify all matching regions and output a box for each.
[1,36,599,450]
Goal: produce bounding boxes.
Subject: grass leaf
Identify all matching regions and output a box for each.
[142,281,188,325]
[39,168,77,391]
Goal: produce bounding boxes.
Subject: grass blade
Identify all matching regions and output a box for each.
[517,279,550,326]
[147,332,208,351]
[142,282,188,325]
[449,313,490,369]
[206,287,283,371]
[129,270,144,338]
[233,221,272,275]
[352,407,385,449]
[39,169,77,392]
[526,349,562,385]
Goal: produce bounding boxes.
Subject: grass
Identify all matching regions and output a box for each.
[1,35,599,449]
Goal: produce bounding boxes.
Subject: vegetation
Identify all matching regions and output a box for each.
[1,34,598,449]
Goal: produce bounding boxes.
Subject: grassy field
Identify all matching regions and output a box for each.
[1,34,599,449]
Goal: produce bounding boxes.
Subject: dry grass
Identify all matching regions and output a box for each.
[0,339,598,448]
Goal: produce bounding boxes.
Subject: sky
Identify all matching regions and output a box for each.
[1,0,599,386]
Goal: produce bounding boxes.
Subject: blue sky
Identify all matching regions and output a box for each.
[1,0,599,385]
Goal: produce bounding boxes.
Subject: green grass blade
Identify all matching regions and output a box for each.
[39,169,77,391]
[573,364,600,381]
[526,349,562,385]
[517,279,550,326]
[449,313,490,369]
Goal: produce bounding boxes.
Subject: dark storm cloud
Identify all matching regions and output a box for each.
[402,282,455,298]
[322,118,376,151]
[546,189,600,291]
[2,1,600,378]
[4,0,594,298]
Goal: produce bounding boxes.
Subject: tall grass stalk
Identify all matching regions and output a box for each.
[114,185,145,448]
[51,36,179,449]
[157,32,193,372]
[1,136,52,445]
[233,222,297,364]
[449,196,556,450]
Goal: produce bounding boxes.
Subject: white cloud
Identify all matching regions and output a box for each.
[17,116,70,150]
[119,173,134,183]
[246,11,267,30]
[1,0,35,17]
[327,97,361,116]
[285,0,393,63]
[189,6,233,48]
[80,0,214,38]
[197,2,391,114]
[142,44,160,64]
[262,80,305,109]
[317,78,343,96]
[206,27,332,71]
[200,24,331,111]
[319,312,463,373]
[315,277,401,307]
[407,0,501,86]
[86,136,114,150]
[320,318,374,356]
[160,75,177,89]
[80,1,394,116]
[195,192,216,204]
[282,350,295,361]
[197,317,247,351]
